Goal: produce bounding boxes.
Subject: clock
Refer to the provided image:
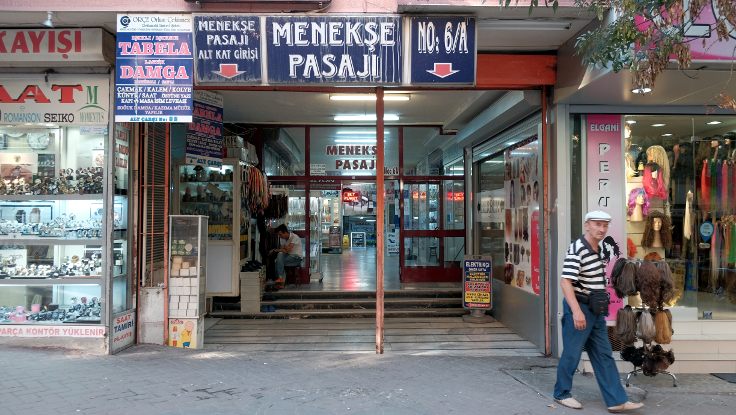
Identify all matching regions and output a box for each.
[27,133,51,150]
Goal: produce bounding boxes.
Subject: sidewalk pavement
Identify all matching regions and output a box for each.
[0,344,734,415]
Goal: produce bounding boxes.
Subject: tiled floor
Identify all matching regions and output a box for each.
[297,247,460,292]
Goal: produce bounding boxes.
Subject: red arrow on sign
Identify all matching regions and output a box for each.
[426,62,459,79]
[213,63,245,79]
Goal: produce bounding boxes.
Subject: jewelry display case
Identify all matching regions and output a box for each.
[0,125,110,328]
[168,215,207,349]
[173,159,248,297]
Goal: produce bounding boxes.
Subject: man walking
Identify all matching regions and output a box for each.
[553,211,643,413]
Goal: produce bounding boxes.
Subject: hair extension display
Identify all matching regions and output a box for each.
[621,346,646,367]
[642,344,675,376]
[654,310,673,344]
[614,261,638,298]
[637,310,656,344]
[636,261,662,308]
[627,238,638,258]
[610,258,627,294]
[654,260,676,306]
[615,306,638,345]
[641,211,672,250]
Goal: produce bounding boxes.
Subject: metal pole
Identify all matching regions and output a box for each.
[542,86,551,356]
[376,87,385,354]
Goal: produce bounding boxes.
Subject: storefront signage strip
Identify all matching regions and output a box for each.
[0,74,109,126]
[186,90,224,167]
[0,325,106,338]
[0,28,113,67]
[115,14,194,123]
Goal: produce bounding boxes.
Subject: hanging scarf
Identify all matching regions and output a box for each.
[711,220,720,292]
[730,219,736,265]
[643,163,667,200]
[700,160,710,212]
[731,162,736,214]
[684,191,693,240]
[723,161,729,213]
[711,159,718,211]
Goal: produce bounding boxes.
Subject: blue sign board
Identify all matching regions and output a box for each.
[410,16,475,85]
[194,15,262,84]
[266,15,402,84]
[186,90,224,168]
[115,14,194,122]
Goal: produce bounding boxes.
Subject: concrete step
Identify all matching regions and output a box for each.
[209,308,469,319]
[258,297,462,310]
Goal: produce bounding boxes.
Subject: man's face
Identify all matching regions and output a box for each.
[278,231,289,240]
[584,220,609,242]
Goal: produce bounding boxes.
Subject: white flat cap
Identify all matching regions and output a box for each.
[585,210,612,222]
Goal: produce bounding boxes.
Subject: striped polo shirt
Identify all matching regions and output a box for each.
[562,236,608,294]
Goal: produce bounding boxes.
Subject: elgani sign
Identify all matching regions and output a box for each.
[0,74,109,125]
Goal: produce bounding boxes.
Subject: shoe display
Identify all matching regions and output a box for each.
[608,401,643,413]
[554,397,583,410]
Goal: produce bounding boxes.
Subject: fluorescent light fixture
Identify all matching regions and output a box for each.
[366,219,376,222]
[450,166,465,171]
[484,160,504,164]
[625,120,637,124]
[632,87,652,94]
[334,138,376,144]
[506,141,517,146]
[651,123,666,127]
[337,130,390,136]
[334,114,400,122]
[42,11,54,28]
[478,19,572,31]
[707,120,723,125]
[662,133,673,137]
[330,94,410,102]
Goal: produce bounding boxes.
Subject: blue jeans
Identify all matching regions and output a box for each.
[553,299,628,407]
[275,252,302,280]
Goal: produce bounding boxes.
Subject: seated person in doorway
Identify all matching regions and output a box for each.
[270,224,303,288]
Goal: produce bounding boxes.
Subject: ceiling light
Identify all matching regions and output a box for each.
[334,138,377,143]
[625,120,637,124]
[662,133,673,137]
[651,123,666,127]
[632,87,652,94]
[366,219,376,222]
[506,141,517,146]
[334,114,400,122]
[329,94,410,102]
[707,120,723,125]
[337,130,390,136]
[42,11,54,28]
[478,19,572,31]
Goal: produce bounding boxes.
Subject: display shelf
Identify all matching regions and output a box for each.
[0,194,102,201]
[0,278,102,285]
[0,237,103,245]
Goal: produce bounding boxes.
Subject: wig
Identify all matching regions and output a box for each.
[627,238,638,258]
[503,263,514,284]
[637,310,656,344]
[615,306,638,345]
[654,310,673,344]
[646,145,670,188]
[614,261,638,298]
[627,187,650,217]
[621,346,646,367]
[641,211,672,250]
[643,162,668,199]
[636,261,662,308]
[642,344,675,376]
[655,260,676,305]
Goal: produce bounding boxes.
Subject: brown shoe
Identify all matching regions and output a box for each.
[608,401,644,413]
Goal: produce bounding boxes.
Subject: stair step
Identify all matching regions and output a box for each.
[258,289,461,300]
[258,298,461,310]
[209,308,468,319]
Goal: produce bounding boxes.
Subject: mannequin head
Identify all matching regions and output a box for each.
[641,211,672,249]
[627,187,650,216]
[653,217,662,231]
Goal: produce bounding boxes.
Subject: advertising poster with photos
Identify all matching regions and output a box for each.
[504,137,541,295]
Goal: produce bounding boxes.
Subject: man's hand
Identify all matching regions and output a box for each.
[572,309,586,331]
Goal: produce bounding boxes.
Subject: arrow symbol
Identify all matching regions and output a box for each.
[426,62,459,79]
[213,63,245,79]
